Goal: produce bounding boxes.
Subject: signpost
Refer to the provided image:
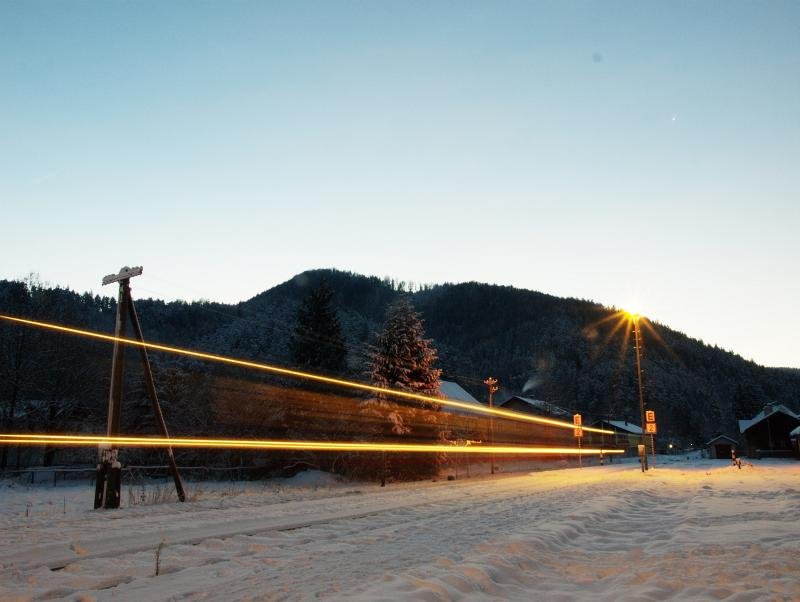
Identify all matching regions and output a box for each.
[645,410,657,468]
[574,414,582,468]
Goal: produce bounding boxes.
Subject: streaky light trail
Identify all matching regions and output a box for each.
[0,433,625,455]
[0,314,615,434]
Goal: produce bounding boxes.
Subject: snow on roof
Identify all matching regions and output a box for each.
[790,425,800,438]
[602,420,642,435]
[439,380,481,406]
[738,404,800,434]
[704,434,739,446]
[499,396,572,418]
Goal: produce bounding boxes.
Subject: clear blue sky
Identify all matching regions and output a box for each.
[1,1,798,368]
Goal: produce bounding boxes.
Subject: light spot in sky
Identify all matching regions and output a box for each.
[671,115,678,122]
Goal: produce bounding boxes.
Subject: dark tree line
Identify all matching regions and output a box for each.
[1,269,798,473]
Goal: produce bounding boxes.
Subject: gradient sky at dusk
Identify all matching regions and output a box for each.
[1,1,798,368]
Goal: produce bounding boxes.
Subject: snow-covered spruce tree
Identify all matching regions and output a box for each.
[288,281,347,374]
[359,297,442,481]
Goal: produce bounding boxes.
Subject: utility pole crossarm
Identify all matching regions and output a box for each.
[102,266,143,286]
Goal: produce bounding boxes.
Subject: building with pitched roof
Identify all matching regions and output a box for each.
[496,396,572,419]
[705,434,739,460]
[590,419,642,455]
[738,403,800,458]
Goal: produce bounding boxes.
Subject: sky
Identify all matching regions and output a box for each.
[1,1,798,368]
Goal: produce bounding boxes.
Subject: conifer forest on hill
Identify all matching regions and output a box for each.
[1,268,798,466]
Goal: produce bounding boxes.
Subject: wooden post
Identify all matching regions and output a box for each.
[107,280,130,438]
[95,275,130,509]
[94,266,185,508]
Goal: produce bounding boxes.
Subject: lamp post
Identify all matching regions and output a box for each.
[631,313,649,472]
[484,377,499,475]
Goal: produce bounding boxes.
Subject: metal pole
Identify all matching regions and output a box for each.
[633,317,648,472]
[127,294,186,502]
[484,377,498,475]
[651,433,656,468]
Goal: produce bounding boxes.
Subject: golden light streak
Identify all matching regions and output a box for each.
[0,315,615,434]
[0,433,625,455]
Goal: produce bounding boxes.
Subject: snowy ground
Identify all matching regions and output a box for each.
[1,457,799,601]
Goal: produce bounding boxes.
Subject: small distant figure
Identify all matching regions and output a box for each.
[599,452,604,466]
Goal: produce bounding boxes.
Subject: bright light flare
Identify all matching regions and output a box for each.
[624,307,642,322]
[0,433,625,455]
[0,315,615,435]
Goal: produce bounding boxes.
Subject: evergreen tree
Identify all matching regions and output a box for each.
[286,281,349,472]
[360,297,442,481]
[288,281,347,374]
[369,297,441,401]
[363,297,442,436]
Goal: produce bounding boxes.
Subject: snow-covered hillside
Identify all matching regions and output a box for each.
[1,458,798,600]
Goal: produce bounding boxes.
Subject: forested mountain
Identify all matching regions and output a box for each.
[2,269,798,455]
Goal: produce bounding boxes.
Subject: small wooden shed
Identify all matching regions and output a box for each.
[705,434,739,459]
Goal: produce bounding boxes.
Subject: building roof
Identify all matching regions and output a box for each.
[439,380,481,407]
[738,404,800,434]
[705,434,739,446]
[790,425,800,438]
[498,396,572,418]
[593,419,642,435]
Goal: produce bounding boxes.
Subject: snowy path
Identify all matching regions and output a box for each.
[1,459,799,600]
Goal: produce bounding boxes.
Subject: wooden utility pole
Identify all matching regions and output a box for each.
[484,377,499,475]
[94,266,185,509]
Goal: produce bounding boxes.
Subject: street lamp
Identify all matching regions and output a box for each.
[484,377,499,475]
[628,311,649,472]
